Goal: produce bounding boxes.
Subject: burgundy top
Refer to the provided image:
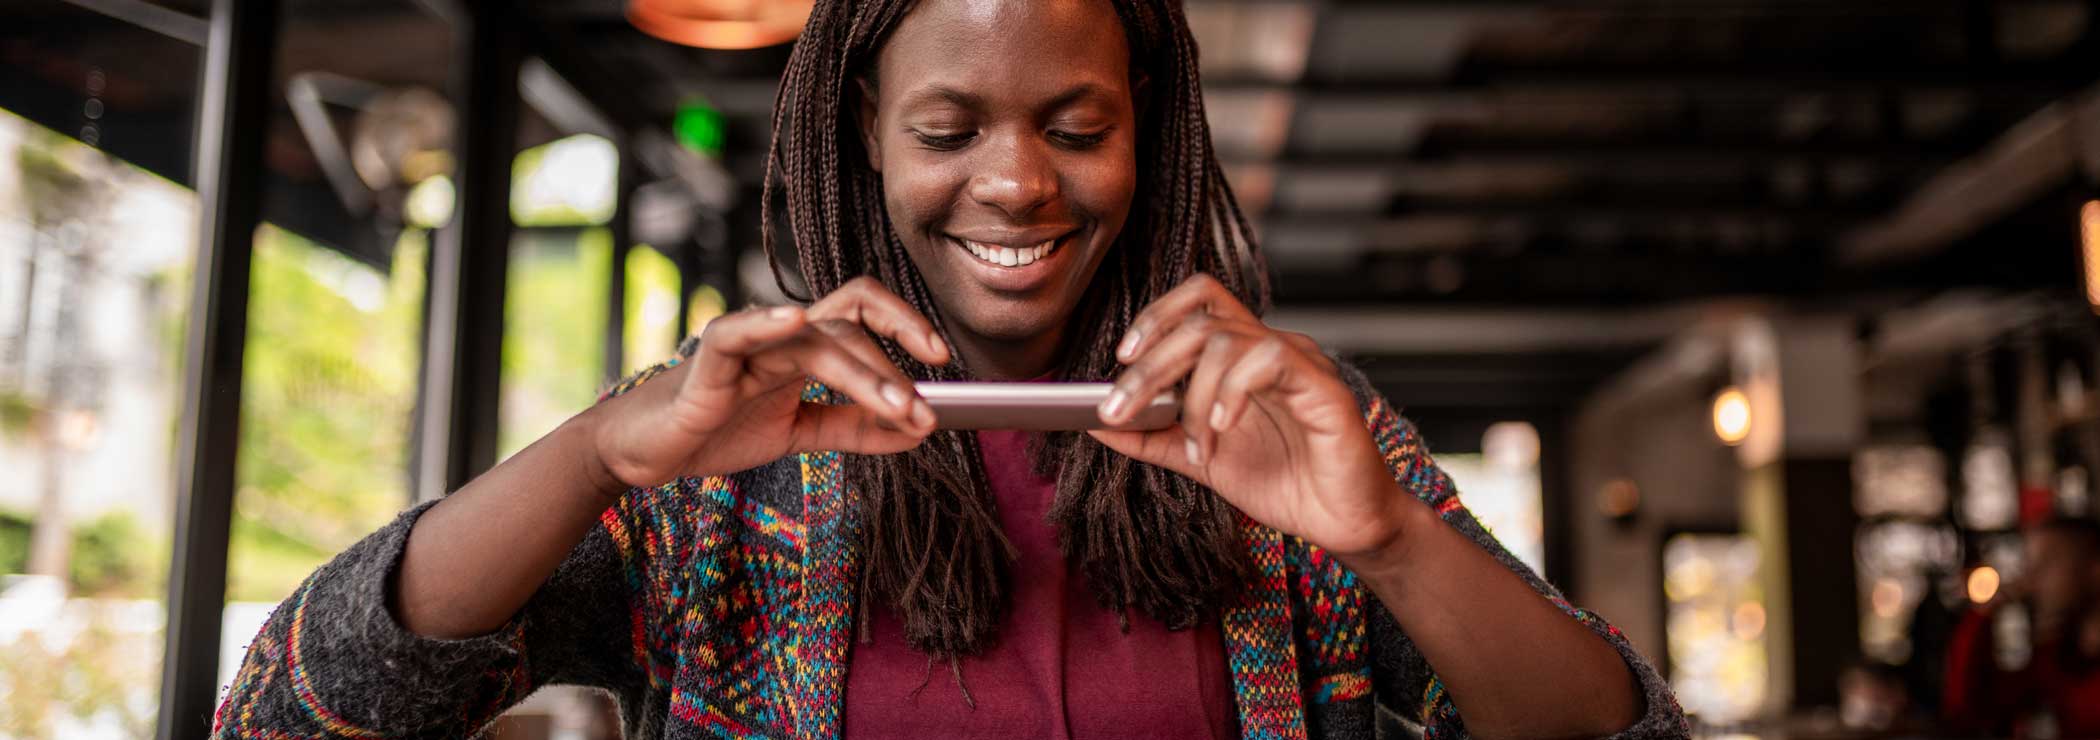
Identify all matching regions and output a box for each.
[842,429,1239,738]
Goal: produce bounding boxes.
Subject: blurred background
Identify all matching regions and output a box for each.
[1,0,2098,738]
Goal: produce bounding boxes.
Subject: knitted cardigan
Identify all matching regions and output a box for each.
[211,354,1689,739]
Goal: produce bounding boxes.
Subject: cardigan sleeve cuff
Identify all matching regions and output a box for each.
[244,499,535,737]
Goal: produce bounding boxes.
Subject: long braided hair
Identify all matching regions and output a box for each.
[761,0,1272,659]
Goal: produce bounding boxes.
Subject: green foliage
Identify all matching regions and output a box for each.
[0,508,28,573]
[0,605,159,739]
[499,227,609,459]
[0,509,162,597]
[224,226,426,603]
[67,511,164,597]
[0,389,37,438]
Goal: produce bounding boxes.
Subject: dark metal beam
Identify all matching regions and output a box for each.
[413,0,524,502]
[1408,132,1974,162]
[58,0,208,45]
[1271,251,1824,306]
[157,0,276,737]
[605,148,636,383]
[1226,144,1961,173]
[1205,59,2095,99]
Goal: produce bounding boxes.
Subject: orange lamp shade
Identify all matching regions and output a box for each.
[628,0,815,50]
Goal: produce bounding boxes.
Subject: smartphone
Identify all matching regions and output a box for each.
[913,382,1180,431]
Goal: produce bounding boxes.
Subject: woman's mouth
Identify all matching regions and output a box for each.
[959,237,1060,267]
[945,230,1077,293]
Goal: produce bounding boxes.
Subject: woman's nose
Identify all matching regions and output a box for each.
[967,134,1058,218]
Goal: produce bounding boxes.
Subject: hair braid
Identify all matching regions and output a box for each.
[762,0,1269,659]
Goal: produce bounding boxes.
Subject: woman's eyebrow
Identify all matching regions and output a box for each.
[901,85,981,111]
[899,82,1119,113]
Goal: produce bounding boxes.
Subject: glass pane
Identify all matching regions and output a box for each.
[686,282,727,338]
[222,227,426,677]
[0,103,190,736]
[1852,445,1948,518]
[216,0,451,695]
[498,227,609,460]
[1431,421,1545,574]
[1664,532,1768,725]
[625,243,681,373]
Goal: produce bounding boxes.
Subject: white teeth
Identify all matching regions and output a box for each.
[960,237,1061,267]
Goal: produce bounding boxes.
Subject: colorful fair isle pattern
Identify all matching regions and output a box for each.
[210,352,1682,739]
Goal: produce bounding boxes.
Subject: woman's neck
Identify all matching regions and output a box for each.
[949,325,1066,380]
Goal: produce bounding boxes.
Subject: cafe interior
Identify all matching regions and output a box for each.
[2,0,2100,737]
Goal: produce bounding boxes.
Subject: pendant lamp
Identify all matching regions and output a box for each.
[628,0,816,50]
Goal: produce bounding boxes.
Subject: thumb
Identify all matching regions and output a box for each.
[791,403,932,455]
[1087,428,1206,485]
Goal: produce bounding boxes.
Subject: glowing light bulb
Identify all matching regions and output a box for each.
[1712,386,1751,446]
[1966,566,2000,605]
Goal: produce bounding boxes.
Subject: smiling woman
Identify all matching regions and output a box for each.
[209,1,1686,738]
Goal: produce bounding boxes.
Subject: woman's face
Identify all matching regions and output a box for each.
[858,0,1138,376]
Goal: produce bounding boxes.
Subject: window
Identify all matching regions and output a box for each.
[1664,532,1767,725]
[1431,421,1546,573]
[0,108,189,737]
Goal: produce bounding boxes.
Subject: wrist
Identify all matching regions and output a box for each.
[564,406,629,500]
[1334,491,1437,580]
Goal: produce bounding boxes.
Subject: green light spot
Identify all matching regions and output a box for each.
[674,100,726,156]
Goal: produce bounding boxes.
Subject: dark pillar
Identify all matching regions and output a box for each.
[603,149,634,383]
[1538,414,1576,593]
[413,0,522,502]
[156,0,277,737]
[1776,457,1863,707]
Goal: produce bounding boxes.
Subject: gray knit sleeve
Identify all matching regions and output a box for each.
[208,352,699,739]
[1332,360,1689,739]
[206,496,653,738]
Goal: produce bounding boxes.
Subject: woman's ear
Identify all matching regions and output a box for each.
[856,76,883,173]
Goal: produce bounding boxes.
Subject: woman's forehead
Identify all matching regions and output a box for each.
[876,0,1130,87]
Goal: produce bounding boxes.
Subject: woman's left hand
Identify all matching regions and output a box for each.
[1091,275,1417,561]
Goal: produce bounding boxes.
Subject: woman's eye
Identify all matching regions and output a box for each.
[911,130,975,150]
[1050,130,1108,149]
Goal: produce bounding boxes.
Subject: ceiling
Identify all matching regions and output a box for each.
[524,0,2097,310]
[6,0,2098,421]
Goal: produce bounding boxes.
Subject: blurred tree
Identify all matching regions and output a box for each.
[224,226,426,602]
[15,126,106,582]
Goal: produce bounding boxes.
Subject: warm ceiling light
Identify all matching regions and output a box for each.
[1712,386,1751,446]
[1966,566,2000,605]
[2081,200,2100,315]
[628,0,815,50]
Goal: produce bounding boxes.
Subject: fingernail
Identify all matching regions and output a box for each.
[769,306,798,320]
[1116,330,1142,361]
[1209,404,1227,431]
[1100,388,1131,420]
[880,383,911,411]
[1185,438,1202,465]
[926,332,948,358]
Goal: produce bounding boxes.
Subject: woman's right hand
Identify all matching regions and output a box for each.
[585,277,949,490]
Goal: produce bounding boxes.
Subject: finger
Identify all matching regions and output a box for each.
[1100,314,1255,424]
[1212,337,1294,435]
[1280,331,1334,372]
[1181,331,1244,464]
[689,306,808,388]
[810,318,938,429]
[789,403,933,455]
[1087,428,1205,485]
[1116,274,1259,363]
[808,276,951,366]
[768,332,933,434]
